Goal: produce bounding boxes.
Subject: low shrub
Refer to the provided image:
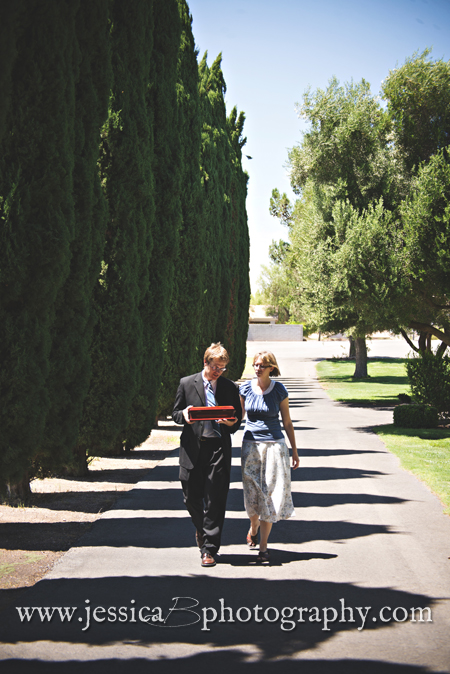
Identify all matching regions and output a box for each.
[394,404,438,429]
[405,353,450,420]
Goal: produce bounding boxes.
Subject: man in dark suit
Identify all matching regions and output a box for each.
[172,343,242,568]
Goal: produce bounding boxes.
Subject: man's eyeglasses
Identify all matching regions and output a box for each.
[209,364,227,373]
[253,364,270,369]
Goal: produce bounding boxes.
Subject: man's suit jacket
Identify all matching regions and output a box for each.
[172,372,242,473]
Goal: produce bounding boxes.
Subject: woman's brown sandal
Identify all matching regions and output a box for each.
[246,528,258,548]
[257,549,270,563]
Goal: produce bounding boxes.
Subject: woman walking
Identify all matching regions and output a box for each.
[239,350,299,562]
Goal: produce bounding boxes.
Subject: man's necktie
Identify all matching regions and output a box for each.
[206,381,221,437]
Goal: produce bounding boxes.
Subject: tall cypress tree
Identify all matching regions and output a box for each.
[36,1,112,476]
[123,0,182,445]
[0,0,78,494]
[0,0,19,146]
[78,0,155,457]
[225,107,250,380]
[197,53,231,352]
[196,54,250,380]
[157,0,205,416]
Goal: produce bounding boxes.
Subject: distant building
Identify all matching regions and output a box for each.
[248,305,303,342]
[248,305,277,325]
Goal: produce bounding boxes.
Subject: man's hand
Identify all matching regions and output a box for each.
[183,405,195,424]
[218,416,238,427]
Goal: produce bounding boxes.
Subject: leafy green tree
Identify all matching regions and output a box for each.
[197,53,231,353]
[196,54,249,380]
[37,0,112,476]
[263,189,300,323]
[0,0,19,145]
[123,0,182,445]
[78,0,156,458]
[159,29,249,412]
[258,265,292,324]
[289,77,400,218]
[224,106,250,380]
[271,53,450,372]
[381,50,450,354]
[311,199,402,375]
[268,239,291,265]
[406,352,450,419]
[382,49,450,173]
[267,51,450,381]
[284,78,400,375]
[257,234,299,324]
[0,0,78,495]
[398,149,450,350]
[157,0,204,417]
[271,187,401,371]
[269,188,293,226]
[250,290,267,305]
[0,0,250,495]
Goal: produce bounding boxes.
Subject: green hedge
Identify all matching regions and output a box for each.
[123,0,182,448]
[393,404,438,429]
[0,1,79,489]
[38,0,112,476]
[406,353,450,420]
[0,0,250,493]
[157,0,205,417]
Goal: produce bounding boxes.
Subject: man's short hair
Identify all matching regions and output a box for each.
[204,342,229,364]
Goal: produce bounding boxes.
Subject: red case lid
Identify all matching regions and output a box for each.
[188,406,235,421]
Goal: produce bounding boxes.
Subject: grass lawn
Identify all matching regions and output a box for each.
[316,357,450,514]
[375,426,450,514]
[316,358,410,406]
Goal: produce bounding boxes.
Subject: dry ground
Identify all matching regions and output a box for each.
[0,423,181,613]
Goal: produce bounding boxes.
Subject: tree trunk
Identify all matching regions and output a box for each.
[418,331,427,353]
[426,333,432,352]
[72,445,89,477]
[348,335,356,358]
[400,328,420,354]
[6,474,31,502]
[436,330,450,358]
[353,337,368,378]
[59,445,89,478]
[410,322,450,348]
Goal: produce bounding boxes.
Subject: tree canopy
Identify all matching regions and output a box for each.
[382,49,450,171]
[264,50,450,375]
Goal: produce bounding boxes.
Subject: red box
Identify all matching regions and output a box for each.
[188,406,236,421]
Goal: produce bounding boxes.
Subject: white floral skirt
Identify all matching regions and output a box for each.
[241,440,295,523]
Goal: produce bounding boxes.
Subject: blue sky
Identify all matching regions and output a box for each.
[187,0,450,292]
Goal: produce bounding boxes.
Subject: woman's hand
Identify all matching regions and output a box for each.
[280,397,299,469]
[218,417,238,427]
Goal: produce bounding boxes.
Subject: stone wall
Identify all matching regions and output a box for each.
[247,324,303,341]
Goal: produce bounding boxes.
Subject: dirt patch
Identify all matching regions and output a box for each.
[0,423,181,612]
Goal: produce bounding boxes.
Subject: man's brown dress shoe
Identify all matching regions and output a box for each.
[201,552,216,567]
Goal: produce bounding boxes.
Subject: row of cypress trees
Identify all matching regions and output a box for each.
[0,0,250,496]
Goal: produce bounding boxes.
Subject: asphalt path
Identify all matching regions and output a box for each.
[1,340,449,673]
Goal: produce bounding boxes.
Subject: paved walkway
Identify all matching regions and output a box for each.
[1,341,450,673]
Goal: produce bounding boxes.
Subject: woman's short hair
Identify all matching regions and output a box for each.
[204,342,229,364]
[253,350,281,377]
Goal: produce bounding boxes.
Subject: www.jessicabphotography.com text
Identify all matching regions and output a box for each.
[16,596,433,633]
